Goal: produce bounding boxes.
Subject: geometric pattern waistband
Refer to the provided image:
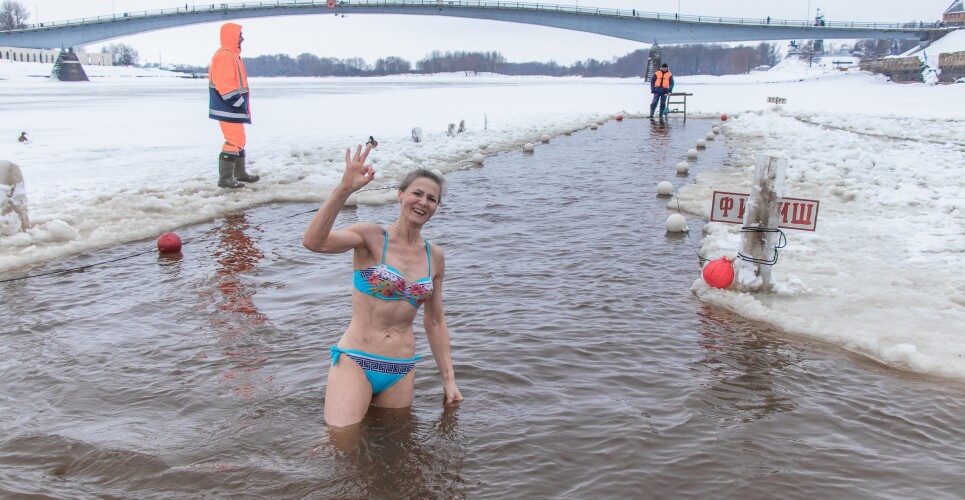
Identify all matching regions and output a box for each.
[344,352,416,375]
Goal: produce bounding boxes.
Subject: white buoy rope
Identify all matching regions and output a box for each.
[665,191,713,266]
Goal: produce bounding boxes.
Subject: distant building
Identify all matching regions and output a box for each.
[0,47,112,66]
[945,0,965,26]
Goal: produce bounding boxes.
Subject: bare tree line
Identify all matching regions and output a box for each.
[225,43,784,78]
[0,0,30,30]
[101,43,140,66]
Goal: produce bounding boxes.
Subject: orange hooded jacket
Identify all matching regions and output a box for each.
[208,23,251,123]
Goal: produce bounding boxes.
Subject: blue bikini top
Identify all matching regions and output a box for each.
[353,231,434,308]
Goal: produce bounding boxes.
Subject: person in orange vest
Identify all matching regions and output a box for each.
[649,63,674,120]
[209,23,260,188]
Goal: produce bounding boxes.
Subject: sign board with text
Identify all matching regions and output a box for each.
[710,191,820,231]
[767,97,787,104]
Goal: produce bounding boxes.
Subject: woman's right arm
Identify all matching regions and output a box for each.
[303,144,375,254]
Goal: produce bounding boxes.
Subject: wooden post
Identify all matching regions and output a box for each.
[734,154,786,292]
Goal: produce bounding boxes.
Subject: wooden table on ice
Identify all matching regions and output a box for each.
[666,92,693,119]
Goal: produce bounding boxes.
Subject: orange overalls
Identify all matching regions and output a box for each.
[208,23,250,154]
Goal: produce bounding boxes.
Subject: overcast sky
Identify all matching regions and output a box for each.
[23,0,955,66]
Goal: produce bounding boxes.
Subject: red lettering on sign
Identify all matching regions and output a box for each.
[791,202,813,226]
[711,191,819,231]
[719,196,734,218]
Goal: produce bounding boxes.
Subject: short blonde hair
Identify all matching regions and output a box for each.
[399,169,446,202]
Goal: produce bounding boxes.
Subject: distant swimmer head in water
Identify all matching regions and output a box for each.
[18,132,28,142]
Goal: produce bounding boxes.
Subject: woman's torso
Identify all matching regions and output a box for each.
[339,227,433,357]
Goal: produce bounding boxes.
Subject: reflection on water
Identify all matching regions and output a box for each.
[649,117,673,138]
[210,213,266,317]
[2,119,965,497]
[693,306,798,424]
[196,213,275,401]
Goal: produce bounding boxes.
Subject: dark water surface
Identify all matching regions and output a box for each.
[2,119,964,498]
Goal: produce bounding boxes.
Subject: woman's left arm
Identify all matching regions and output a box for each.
[423,244,463,405]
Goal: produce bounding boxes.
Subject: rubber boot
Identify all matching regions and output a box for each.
[218,152,245,188]
[233,149,260,183]
[648,103,656,119]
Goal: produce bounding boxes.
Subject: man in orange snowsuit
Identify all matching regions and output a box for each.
[209,23,260,188]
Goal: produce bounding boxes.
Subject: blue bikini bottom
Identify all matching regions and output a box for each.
[330,345,421,395]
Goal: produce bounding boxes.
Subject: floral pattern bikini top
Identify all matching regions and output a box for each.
[353,231,434,308]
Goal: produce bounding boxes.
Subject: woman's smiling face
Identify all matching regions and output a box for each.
[398,178,441,224]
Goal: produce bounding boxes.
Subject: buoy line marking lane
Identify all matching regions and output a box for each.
[0,182,436,284]
[0,248,159,284]
[669,192,712,269]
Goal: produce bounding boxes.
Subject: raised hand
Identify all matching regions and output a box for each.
[341,143,375,192]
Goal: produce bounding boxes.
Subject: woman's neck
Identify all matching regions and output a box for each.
[388,221,422,245]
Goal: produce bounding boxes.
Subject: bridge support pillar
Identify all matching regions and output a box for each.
[51,48,89,82]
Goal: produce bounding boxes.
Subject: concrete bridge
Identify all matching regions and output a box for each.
[0,0,949,50]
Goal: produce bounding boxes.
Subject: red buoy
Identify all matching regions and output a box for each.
[157,232,182,253]
[702,257,734,289]
[721,114,728,121]
[616,115,623,122]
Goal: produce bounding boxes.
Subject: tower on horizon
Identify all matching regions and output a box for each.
[944,0,964,26]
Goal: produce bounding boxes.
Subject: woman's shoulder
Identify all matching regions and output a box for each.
[336,222,385,250]
[346,222,385,237]
[345,223,385,259]
[426,240,445,264]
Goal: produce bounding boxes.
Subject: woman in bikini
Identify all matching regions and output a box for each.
[303,143,463,427]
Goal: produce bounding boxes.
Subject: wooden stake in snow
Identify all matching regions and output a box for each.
[734,154,786,292]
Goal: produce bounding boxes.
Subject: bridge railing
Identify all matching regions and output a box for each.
[10,0,942,32]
